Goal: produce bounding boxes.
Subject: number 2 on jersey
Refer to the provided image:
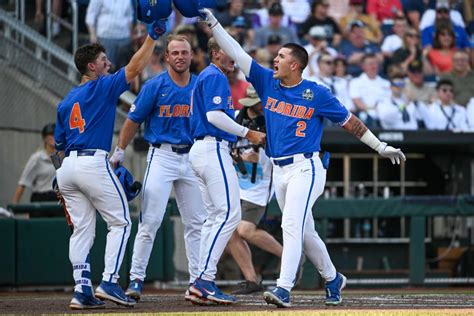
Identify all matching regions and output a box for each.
[69,102,86,133]
[296,121,306,137]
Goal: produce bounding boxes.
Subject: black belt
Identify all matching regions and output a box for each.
[195,136,224,142]
[66,149,97,157]
[153,143,192,154]
[273,153,313,167]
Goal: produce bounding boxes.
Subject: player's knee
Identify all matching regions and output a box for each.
[237,221,256,238]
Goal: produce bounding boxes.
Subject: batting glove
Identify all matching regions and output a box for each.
[147,19,167,40]
[198,8,218,29]
[376,142,406,165]
[110,146,125,167]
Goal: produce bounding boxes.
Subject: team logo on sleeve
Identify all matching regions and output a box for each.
[130,104,136,113]
[302,89,314,101]
[213,96,222,104]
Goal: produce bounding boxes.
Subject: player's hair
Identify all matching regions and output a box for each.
[74,43,106,76]
[282,43,308,73]
[165,35,192,53]
[207,37,221,61]
[436,78,453,90]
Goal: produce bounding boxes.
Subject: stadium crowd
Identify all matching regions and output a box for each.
[36,0,474,130]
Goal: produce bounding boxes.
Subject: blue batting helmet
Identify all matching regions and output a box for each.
[136,0,172,24]
[114,166,142,201]
[173,0,217,18]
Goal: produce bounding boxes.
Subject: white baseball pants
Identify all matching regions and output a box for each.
[57,150,131,294]
[273,154,337,291]
[129,146,205,283]
[189,138,241,281]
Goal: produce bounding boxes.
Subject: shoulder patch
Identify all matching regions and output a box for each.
[130,104,136,113]
[213,96,222,105]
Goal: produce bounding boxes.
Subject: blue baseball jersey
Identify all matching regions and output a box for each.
[248,61,351,158]
[128,71,196,145]
[55,68,129,155]
[190,63,237,142]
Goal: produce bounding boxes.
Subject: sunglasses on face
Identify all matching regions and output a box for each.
[436,9,449,14]
[322,60,334,65]
[406,33,418,37]
[439,32,453,37]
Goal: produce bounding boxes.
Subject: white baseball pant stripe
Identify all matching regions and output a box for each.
[130,146,205,283]
[189,139,241,281]
[56,150,131,291]
[273,155,336,291]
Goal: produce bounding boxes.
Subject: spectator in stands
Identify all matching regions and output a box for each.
[377,74,421,130]
[228,67,250,110]
[420,2,471,50]
[349,53,391,127]
[254,48,272,68]
[338,20,384,77]
[404,0,436,29]
[366,0,403,36]
[327,0,351,22]
[280,0,311,26]
[266,34,283,62]
[216,0,253,29]
[299,0,342,47]
[467,98,474,130]
[390,27,423,73]
[254,2,299,48]
[381,17,407,59]
[334,56,351,80]
[35,0,62,37]
[229,16,250,46]
[85,0,133,70]
[339,0,383,44]
[12,123,58,203]
[440,51,474,106]
[302,26,337,81]
[404,60,437,104]
[425,24,457,74]
[253,0,292,28]
[419,0,465,30]
[316,53,354,112]
[424,79,469,131]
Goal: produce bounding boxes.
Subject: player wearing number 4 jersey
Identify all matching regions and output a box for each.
[54,20,167,310]
[200,8,406,307]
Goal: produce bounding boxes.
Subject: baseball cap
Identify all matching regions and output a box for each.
[349,20,365,30]
[42,123,55,137]
[269,2,284,16]
[231,16,247,28]
[267,33,282,45]
[309,26,327,39]
[436,0,450,10]
[239,85,261,107]
[407,60,423,73]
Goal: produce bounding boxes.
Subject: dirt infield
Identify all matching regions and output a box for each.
[1,289,474,314]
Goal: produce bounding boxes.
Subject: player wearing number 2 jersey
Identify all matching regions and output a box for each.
[54,21,167,310]
[199,8,406,307]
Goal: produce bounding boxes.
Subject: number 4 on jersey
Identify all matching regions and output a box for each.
[69,102,86,133]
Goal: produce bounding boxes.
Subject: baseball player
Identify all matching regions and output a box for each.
[54,20,167,310]
[187,37,266,305]
[227,85,282,295]
[200,8,406,307]
[109,35,206,303]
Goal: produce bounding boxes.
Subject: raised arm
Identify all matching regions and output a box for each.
[124,20,167,83]
[343,115,406,164]
[200,9,252,76]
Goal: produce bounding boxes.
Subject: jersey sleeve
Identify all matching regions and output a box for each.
[54,104,66,151]
[128,80,157,124]
[315,85,351,125]
[102,68,130,101]
[247,60,274,96]
[202,74,232,112]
